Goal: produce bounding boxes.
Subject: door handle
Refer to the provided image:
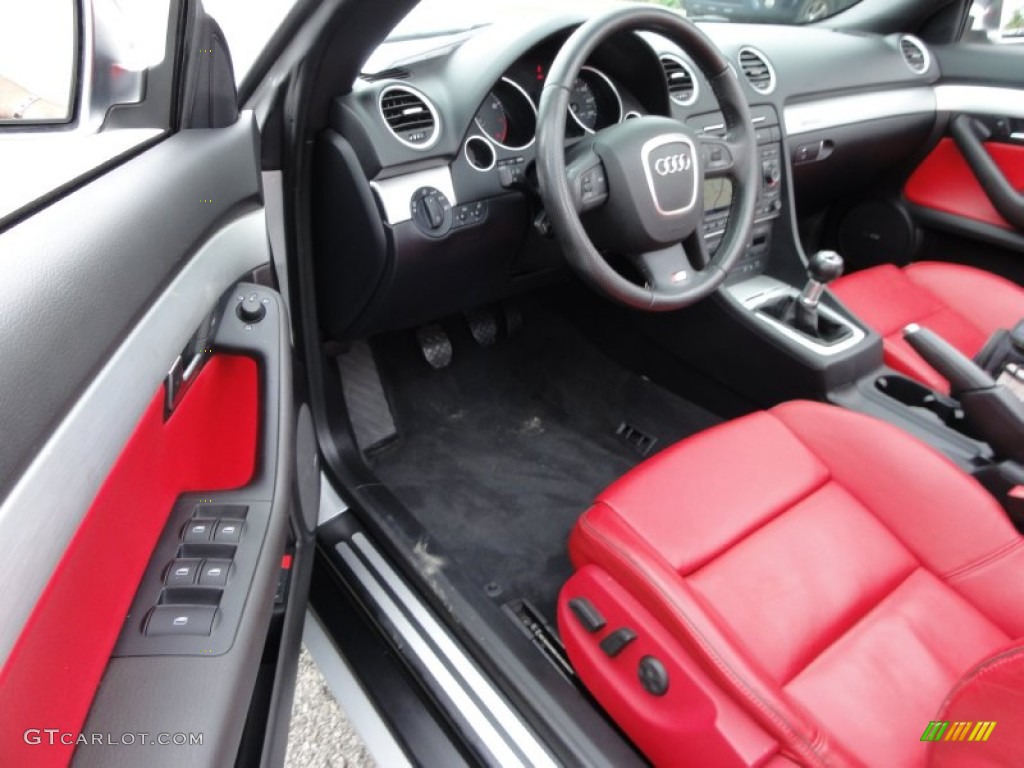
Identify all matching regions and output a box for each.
[950,114,1024,229]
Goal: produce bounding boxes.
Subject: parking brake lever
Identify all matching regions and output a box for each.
[905,324,1024,462]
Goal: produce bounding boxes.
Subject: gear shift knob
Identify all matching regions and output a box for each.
[807,250,845,284]
[800,250,844,311]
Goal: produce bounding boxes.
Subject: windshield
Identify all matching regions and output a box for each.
[389,0,863,39]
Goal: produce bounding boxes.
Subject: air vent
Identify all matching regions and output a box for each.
[660,55,698,106]
[361,67,411,83]
[737,47,776,94]
[379,86,440,149]
[899,36,930,75]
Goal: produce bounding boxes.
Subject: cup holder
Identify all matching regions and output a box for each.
[875,375,973,437]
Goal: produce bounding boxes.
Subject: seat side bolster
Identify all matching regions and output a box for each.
[558,564,781,768]
[568,504,855,768]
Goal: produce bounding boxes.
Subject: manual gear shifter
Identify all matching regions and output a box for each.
[758,249,852,345]
[796,250,845,336]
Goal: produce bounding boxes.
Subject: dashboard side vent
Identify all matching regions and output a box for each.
[379,85,440,149]
[660,55,698,106]
[737,47,776,94]
[899,36,930,75]
[361,67,411,83]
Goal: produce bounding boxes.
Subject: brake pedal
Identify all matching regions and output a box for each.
[465,308,499,347]
[415,324,453,369]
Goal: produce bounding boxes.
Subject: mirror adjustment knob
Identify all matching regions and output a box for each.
[237,293,266,324]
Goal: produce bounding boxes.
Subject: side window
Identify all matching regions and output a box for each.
[965,0,1024,44]
[0,0,75,122]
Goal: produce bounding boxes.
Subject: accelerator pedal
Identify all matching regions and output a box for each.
[415,324,453,369]
[336,340,398,456]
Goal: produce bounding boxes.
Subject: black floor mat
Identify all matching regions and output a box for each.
[369,309,721,623]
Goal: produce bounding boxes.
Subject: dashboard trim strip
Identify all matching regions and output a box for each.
[371,166,457,225]
[784,87,936,136]
[935,85,1024,120]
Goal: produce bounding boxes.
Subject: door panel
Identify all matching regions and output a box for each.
[905,136,1024,230]
[0,353,259,767]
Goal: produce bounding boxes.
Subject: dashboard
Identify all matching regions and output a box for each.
[316,12,948,339]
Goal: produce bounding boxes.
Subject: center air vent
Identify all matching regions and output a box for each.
[379,85,440,150]
[899,36,930,75]
[738,47,776,94]
[660,55,698,106]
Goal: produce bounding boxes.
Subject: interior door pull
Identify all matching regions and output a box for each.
[950,114,1024,230]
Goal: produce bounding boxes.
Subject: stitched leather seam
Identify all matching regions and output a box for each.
[684,474,832,576]
[779,566,921,688]
[577,509,832,767]
[943,538,1024,581]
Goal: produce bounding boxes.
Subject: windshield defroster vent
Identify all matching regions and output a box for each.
[899,36,930,75]
[660,55,698,106]
[379,85,440,149]
[738,47,776,94]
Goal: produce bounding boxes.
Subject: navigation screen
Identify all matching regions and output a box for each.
[704,178,733,213]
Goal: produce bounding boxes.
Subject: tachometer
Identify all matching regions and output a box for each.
[474,91,509,145]
[568,77,598,132]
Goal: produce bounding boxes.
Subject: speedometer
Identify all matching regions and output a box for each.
[568,77,598,132]
[474,91,509,145]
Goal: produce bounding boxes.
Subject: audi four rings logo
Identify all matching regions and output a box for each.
[653,153,692,176]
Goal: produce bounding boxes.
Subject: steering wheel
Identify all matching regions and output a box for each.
[536,6,758,311]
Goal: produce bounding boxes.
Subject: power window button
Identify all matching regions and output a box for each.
[183,519,216,543]
[145,606,216,636]
[199,559,231,586]
[213,519,244,543]
[164,558,202,586]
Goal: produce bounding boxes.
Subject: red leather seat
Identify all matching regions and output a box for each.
[558,401,1024,767]
[829,262,1024,393]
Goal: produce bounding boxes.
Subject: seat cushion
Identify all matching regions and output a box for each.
[560,401,1024,767]
[829,262,1024,393]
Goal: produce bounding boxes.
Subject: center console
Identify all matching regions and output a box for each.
[689,105,783,281]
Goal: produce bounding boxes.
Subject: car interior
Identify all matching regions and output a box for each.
[291,0,1024,763]
[2,0,1024,765]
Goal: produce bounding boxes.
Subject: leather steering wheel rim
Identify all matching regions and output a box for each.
[536,6,758,311]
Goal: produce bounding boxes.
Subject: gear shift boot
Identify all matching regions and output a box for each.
[759,295,854,345]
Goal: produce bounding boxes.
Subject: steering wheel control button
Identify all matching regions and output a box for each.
[600,627,638,657]
[568,597,607,633]
[145,606,217,637]
[183,518,216,543]
[198,559,231,587]
[410,186,453,237]
[237,293,266,324]
[638,656,670,696]
[164,558,202,586]
[213,518,244,543]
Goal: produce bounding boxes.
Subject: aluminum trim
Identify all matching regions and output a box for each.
[337,542,534,768]
[784,87,936,136]
[0,210,271,665]
[935,85,1024,119]
[351,533,559,768]
[475,76,537,151]
[370,166,457,225]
